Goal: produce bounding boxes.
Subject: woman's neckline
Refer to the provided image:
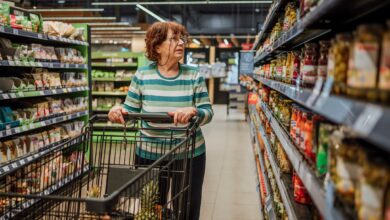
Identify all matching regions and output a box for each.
[156,62,182,80]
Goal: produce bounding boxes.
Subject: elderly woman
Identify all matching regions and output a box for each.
[108,21,213,220]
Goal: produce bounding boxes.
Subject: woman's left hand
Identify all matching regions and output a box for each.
[168,107,197,125]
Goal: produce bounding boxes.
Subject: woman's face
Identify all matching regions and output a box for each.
[157,29,186,64]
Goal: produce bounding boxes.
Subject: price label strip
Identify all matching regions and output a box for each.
[353,105,383,136]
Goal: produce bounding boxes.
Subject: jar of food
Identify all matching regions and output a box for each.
[347,24,383,100]
[285,52,292,84]
[318,41,331,80]
[281,54,288,82]
[280,100,292,130]
[301,43,318,87]
[379,21,390,102]
[316,124,332,176]
[328,33,352,94]
[293,171,312,204]
[291,51,301,85]
[356,153,389,220]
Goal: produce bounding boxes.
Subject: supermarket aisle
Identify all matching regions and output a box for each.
[200,105,261,220]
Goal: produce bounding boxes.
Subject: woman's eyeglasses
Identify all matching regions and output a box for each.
[167,36,188,45]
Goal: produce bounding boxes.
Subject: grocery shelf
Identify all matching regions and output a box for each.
[253,0,289,50]
[92,91,127,96]
[0,86,89,100]
[0,25,89,46]
[255,109,312,220]
[0,165,89,220]
[254,0,390,64]
[248,114,268,220]
[0,110,88,140]
[259,101,346,220]
[254,75,390,153]
[0,60,88,69]
[92,77,132,82]
[0,135,84,177]
[91,62,138,68]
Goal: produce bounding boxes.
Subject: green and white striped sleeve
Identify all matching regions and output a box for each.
[194,73,213,126]
[123,71,142,113]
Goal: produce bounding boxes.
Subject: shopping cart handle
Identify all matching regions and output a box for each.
[90,113,174,123]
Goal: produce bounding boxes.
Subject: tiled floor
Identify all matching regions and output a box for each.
[200,105,261,220]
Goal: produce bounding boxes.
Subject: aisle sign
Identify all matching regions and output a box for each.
[239,50,255,75]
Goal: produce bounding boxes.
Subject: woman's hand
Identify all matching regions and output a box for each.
[168,107,197,125]
[108,106,128,124]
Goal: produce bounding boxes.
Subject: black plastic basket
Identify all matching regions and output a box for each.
[0,113,199,220]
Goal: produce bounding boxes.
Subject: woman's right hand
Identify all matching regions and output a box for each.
[108,106,128,124]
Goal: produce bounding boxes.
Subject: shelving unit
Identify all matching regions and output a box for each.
[92,91,127,96]
[253,0,390,64]
[258,101,346,220]
[253,75,390,153]
[0,8,91,217]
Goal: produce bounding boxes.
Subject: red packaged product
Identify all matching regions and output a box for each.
[304,113,315,162]
[293,171,312,204]
[299,112,308,151]
[290,106,297,140]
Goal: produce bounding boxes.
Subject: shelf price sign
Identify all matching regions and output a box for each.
[239,50,255,75]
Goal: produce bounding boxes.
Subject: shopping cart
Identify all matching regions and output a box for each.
[0,113,199,220]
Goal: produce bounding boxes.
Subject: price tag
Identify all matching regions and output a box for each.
[65,63,70,68]
[39,91,45,95]
[37,62,43,67]
[23,61,29,66]
[63,88,67,93]
[75,64,79,68]
[9,93,16,98]
[15,60,21,66]
[0,26,4,32]
[22,125,27,131]
[12,29,18,35]
[40,121,46,126]
[17,92,24,97]
[5,129,11,136]
[11,163,17,169]
[353,105,383,135]
[27,156,32,161]
[29,123,34,129]
[20,160,25,165]
[37,33,43,39]
[52,90,57,94]
[2,94,9,99]
[49,63,54,68]
[8,60,15,66]
[306,78,324,107]
[29,61,36,66]
[14,127,20,133]
[3,166,9,172]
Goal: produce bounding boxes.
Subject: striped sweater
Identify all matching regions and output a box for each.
[123,62,213,159]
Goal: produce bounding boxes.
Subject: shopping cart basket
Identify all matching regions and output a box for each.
[0,113,199,220]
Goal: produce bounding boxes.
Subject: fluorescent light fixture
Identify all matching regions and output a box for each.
[87,22,130,26]
[31,8,104,12]
[192,39,201,45]
[224,39,229,45]
[42,16,116,21]
[136,4,166,22]
[93,1,272,6]
[91,27,141,31]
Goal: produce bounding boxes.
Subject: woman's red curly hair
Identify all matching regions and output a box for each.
[145,22,189,62]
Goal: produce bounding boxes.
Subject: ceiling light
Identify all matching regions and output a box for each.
[93,1,272,6]
[42,17,116,21]
[86,22,130,26]
[31,8,104,12]
[192,39,201,45]
[136,4,166,22]
[91,27,141,31]
[224,39,229,45]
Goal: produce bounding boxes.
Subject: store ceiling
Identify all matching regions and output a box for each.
[21,0,270,36]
